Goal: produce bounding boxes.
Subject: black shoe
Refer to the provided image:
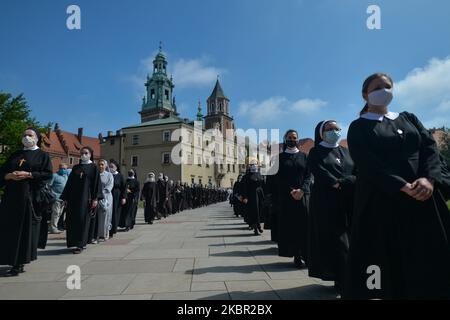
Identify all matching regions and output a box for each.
[4,265,25,277]
[72,248,83,254]
[124,227,130,232]
[294,256,306,269]
[148,221,153,225]
[257,226,263,234]
[254,228,260,236]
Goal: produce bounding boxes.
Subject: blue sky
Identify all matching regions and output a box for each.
[1,0,450,141]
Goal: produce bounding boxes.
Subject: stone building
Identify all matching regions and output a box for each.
[100,47,243,187]
[42,123,101,172]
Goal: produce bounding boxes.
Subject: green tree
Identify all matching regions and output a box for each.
[0,92,49,167]
[440,127,450,167]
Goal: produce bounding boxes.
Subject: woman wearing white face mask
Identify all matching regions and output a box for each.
[0,128,53,276]
[307,120,356,295]
[60,146,103,254]
[345,73,450,299]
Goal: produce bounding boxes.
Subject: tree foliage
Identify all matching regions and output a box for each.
[0,92,49,166]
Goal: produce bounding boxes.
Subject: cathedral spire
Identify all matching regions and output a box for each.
[196,100,203,121]
[140,43,176,123]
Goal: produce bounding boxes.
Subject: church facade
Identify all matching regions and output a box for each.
[100,47,244,187]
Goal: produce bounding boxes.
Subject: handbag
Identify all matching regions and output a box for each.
[36,183,57,209]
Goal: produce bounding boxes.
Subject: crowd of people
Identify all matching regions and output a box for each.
[1,73,450,299]
[230,72,450,299]
[0,137,228,272]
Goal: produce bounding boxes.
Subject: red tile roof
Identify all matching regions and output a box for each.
[299,138,314,155]
[42,127,101,158]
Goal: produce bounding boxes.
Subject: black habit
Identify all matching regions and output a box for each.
[119,178,140,229]
[273,150,312,259]
[141,180,159,223]
[345,111,450,299]
[110,172,126,235]
[61,162,102,248]
[307,122,356,284]
[0,149,52,266]
[240,171,265,227]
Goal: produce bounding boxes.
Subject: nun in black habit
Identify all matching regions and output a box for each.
[141,172,159,224]
[345,73,450,299]
[108,160,126,238]
[119,169,140,231]
[273,129,312,268]
[61,146,102,254]
[307,120,355,292]
[232,175,244,217]
[0,128,53,276]
[240,159,265,235]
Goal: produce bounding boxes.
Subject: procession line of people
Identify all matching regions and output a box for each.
[0,134,228,273]
[230,72,450,300]
[1,72,450,300]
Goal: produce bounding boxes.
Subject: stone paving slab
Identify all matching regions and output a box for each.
[0,202,337,300]
[123,273,192,295]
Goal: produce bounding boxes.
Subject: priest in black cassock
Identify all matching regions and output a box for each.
[240,160,265,235]
[119,169,140,231]
[61,146,102,254]
[0,128,53,276]
[141,172,159,224]
[108,160,126,238]
[307,120,356,293]
[273,129,312,268]
[345,73,450,299]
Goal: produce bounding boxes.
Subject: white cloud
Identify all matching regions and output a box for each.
[291,99,328,114]
[172,58,226,88]
[395,56,450,127]
[238,96,328,126]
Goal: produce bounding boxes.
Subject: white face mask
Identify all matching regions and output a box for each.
[81,153,91,162]
[368,88,393,107]
[22,136,36,148]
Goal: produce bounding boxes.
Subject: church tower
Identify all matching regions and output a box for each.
[204,78,235,135]
[139,43,179,123]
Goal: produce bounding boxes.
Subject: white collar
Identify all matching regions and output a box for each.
[81,160,93,165]
[284,147,299,154]
[111,171,118,175]
[23,146,39,151]
[360,111,399,122]
[319,141,339,149]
